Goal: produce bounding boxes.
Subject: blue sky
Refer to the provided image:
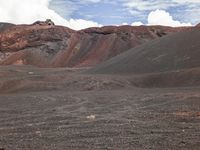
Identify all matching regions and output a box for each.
[0,0,199,30]
[51,0,138,25]
[49,0,200,26]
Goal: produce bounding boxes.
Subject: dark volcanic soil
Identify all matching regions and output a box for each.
[0,66,200,150]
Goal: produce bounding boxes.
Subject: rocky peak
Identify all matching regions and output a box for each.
[33,19,55,26]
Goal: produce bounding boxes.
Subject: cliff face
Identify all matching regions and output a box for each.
[0,22,195,67]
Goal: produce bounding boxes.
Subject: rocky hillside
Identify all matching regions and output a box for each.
[0,20,195,67]
[88,28,200,74]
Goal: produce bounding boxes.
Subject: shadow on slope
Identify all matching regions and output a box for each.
[87,28,200,87]
[88,28,200,74]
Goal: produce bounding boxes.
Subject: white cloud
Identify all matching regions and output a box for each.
[173,0,200,4]
[178,5,200,24]
[131,21,143,26]
[82,0,101,2]
[49,0,77,19]
[123,0,176,11]
[147,9,192,27]
[68,19,102,30]
[130,9,192,27]
[122,0,200,24]
[122,22,128,25]
[0,0,102,30]
[123,0,200,11]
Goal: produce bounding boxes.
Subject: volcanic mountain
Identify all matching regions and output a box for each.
[88,28,200,74]
[88,28,200,87]
[1,21,200,150]
[0,20,195,67]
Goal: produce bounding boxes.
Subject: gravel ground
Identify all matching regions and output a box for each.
[0,66,200,150]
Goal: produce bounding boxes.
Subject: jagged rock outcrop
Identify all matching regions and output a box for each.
[33,19,55,26]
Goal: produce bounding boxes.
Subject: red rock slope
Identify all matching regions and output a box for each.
[0,21,195,67]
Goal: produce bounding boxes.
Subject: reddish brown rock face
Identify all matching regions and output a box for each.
[0,23,195,67]
[196,23,200,27]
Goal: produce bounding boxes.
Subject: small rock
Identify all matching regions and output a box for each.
[86,115,96,120]
[35,131,42,137]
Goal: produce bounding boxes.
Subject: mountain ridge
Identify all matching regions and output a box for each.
[0,21,197,67]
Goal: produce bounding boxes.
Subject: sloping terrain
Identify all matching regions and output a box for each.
[87,28,200,87]
[88,28,200,74]
[0,22,193,67]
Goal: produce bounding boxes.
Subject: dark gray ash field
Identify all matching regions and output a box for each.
[0,21,200,150]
